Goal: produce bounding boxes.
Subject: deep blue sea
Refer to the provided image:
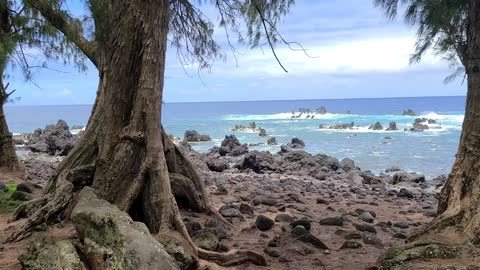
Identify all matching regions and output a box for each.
[5,96,466,178]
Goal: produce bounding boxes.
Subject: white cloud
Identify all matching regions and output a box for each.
[55,88,73,97]
[225,35,444,77]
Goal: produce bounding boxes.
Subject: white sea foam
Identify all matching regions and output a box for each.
[224,112,353,121]
[70,127,86,135]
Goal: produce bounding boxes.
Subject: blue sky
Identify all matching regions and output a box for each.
[7,0,466,106]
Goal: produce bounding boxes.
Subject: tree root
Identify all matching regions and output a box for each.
[197,248,267,267]
[6,181,74,242]
[378,241,465,270]
[8,196,49,223]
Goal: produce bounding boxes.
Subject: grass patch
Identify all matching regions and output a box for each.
[0,183,23,213]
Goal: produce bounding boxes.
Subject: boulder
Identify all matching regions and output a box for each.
[255,215,275,231]
[340,158,356,172]
[183,130,211,142]
[16,183,34,194]
[10,191,32,201]
[368,122,383,130]
[397,188,414,199]
[19,239,84,270]
[234,153,260,173]
[319,216,344,226]
[72,187,180,270]
[402,109,416,116]
[192,229,219,251]
[206,158,229,172]
[259,128,267,137]
[267,137,277,145]
[0,182,8,193]
[392,172,425,185]
[287,137,305,149]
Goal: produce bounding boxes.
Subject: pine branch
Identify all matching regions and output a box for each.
[25,0,97,67]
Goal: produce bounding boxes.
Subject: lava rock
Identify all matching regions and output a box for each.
[255,215,275,231]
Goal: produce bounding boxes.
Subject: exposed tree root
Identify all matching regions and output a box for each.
[6,181,74,242]
[197,248,267,267]
[378,240,471,270]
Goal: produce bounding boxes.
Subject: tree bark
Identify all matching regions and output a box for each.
[0,101,19,171]
[427,0,480,245]
[9,0,264,266]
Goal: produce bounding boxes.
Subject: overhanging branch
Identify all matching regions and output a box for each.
[25,0,98,67]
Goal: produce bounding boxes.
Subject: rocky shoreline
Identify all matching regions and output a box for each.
[3,119,448,269]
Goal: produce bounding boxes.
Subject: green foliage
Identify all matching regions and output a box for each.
[374,0,468,83]
[0,0,88,104]
[169,0,295,70]
[0,183,21,213]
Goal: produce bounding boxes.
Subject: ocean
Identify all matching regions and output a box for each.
[5,96,465,178]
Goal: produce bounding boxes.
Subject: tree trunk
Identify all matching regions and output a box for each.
[0,101,19,170]
[8,0,264,266]
[426,0,480,245]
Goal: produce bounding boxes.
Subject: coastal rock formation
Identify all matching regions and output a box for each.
[27,120,77,156]
[386,122,398,131]
[402,109,416,116]
[316,106,327,114]
[287,137,305,149]
[322,122,354,130]
[183,130,211,142]
[218,135,248,156]
[369,122,383,130]
[267,137,277,145]
[409,118,436,132]
[259,128,267,137]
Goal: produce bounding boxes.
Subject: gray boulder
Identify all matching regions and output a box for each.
[259,128,267,137]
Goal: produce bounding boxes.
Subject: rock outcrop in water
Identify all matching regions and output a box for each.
[408,118,437,132]
[402,109,416,116]
[214,135,249,156]
[386,122,398,131]
[183,130,211,142]
[320,122,355,130]
[368,122,383,130]
[287,137,305,149]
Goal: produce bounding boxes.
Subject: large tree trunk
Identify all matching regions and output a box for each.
[417,0,480,245]
[0,101,19,170]
[8,0,264,266]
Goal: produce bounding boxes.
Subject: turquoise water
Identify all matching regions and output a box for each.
[5,96,465,178]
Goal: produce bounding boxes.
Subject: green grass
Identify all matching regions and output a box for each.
[0,183,23,213]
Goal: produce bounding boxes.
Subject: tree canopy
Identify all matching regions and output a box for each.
[374,0,468,82]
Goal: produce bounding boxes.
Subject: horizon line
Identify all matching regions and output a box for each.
[6,94,467,106]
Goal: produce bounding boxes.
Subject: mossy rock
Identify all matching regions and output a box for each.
[72,187,181,270]
[0,183,26,213]
[19,238,84,270]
